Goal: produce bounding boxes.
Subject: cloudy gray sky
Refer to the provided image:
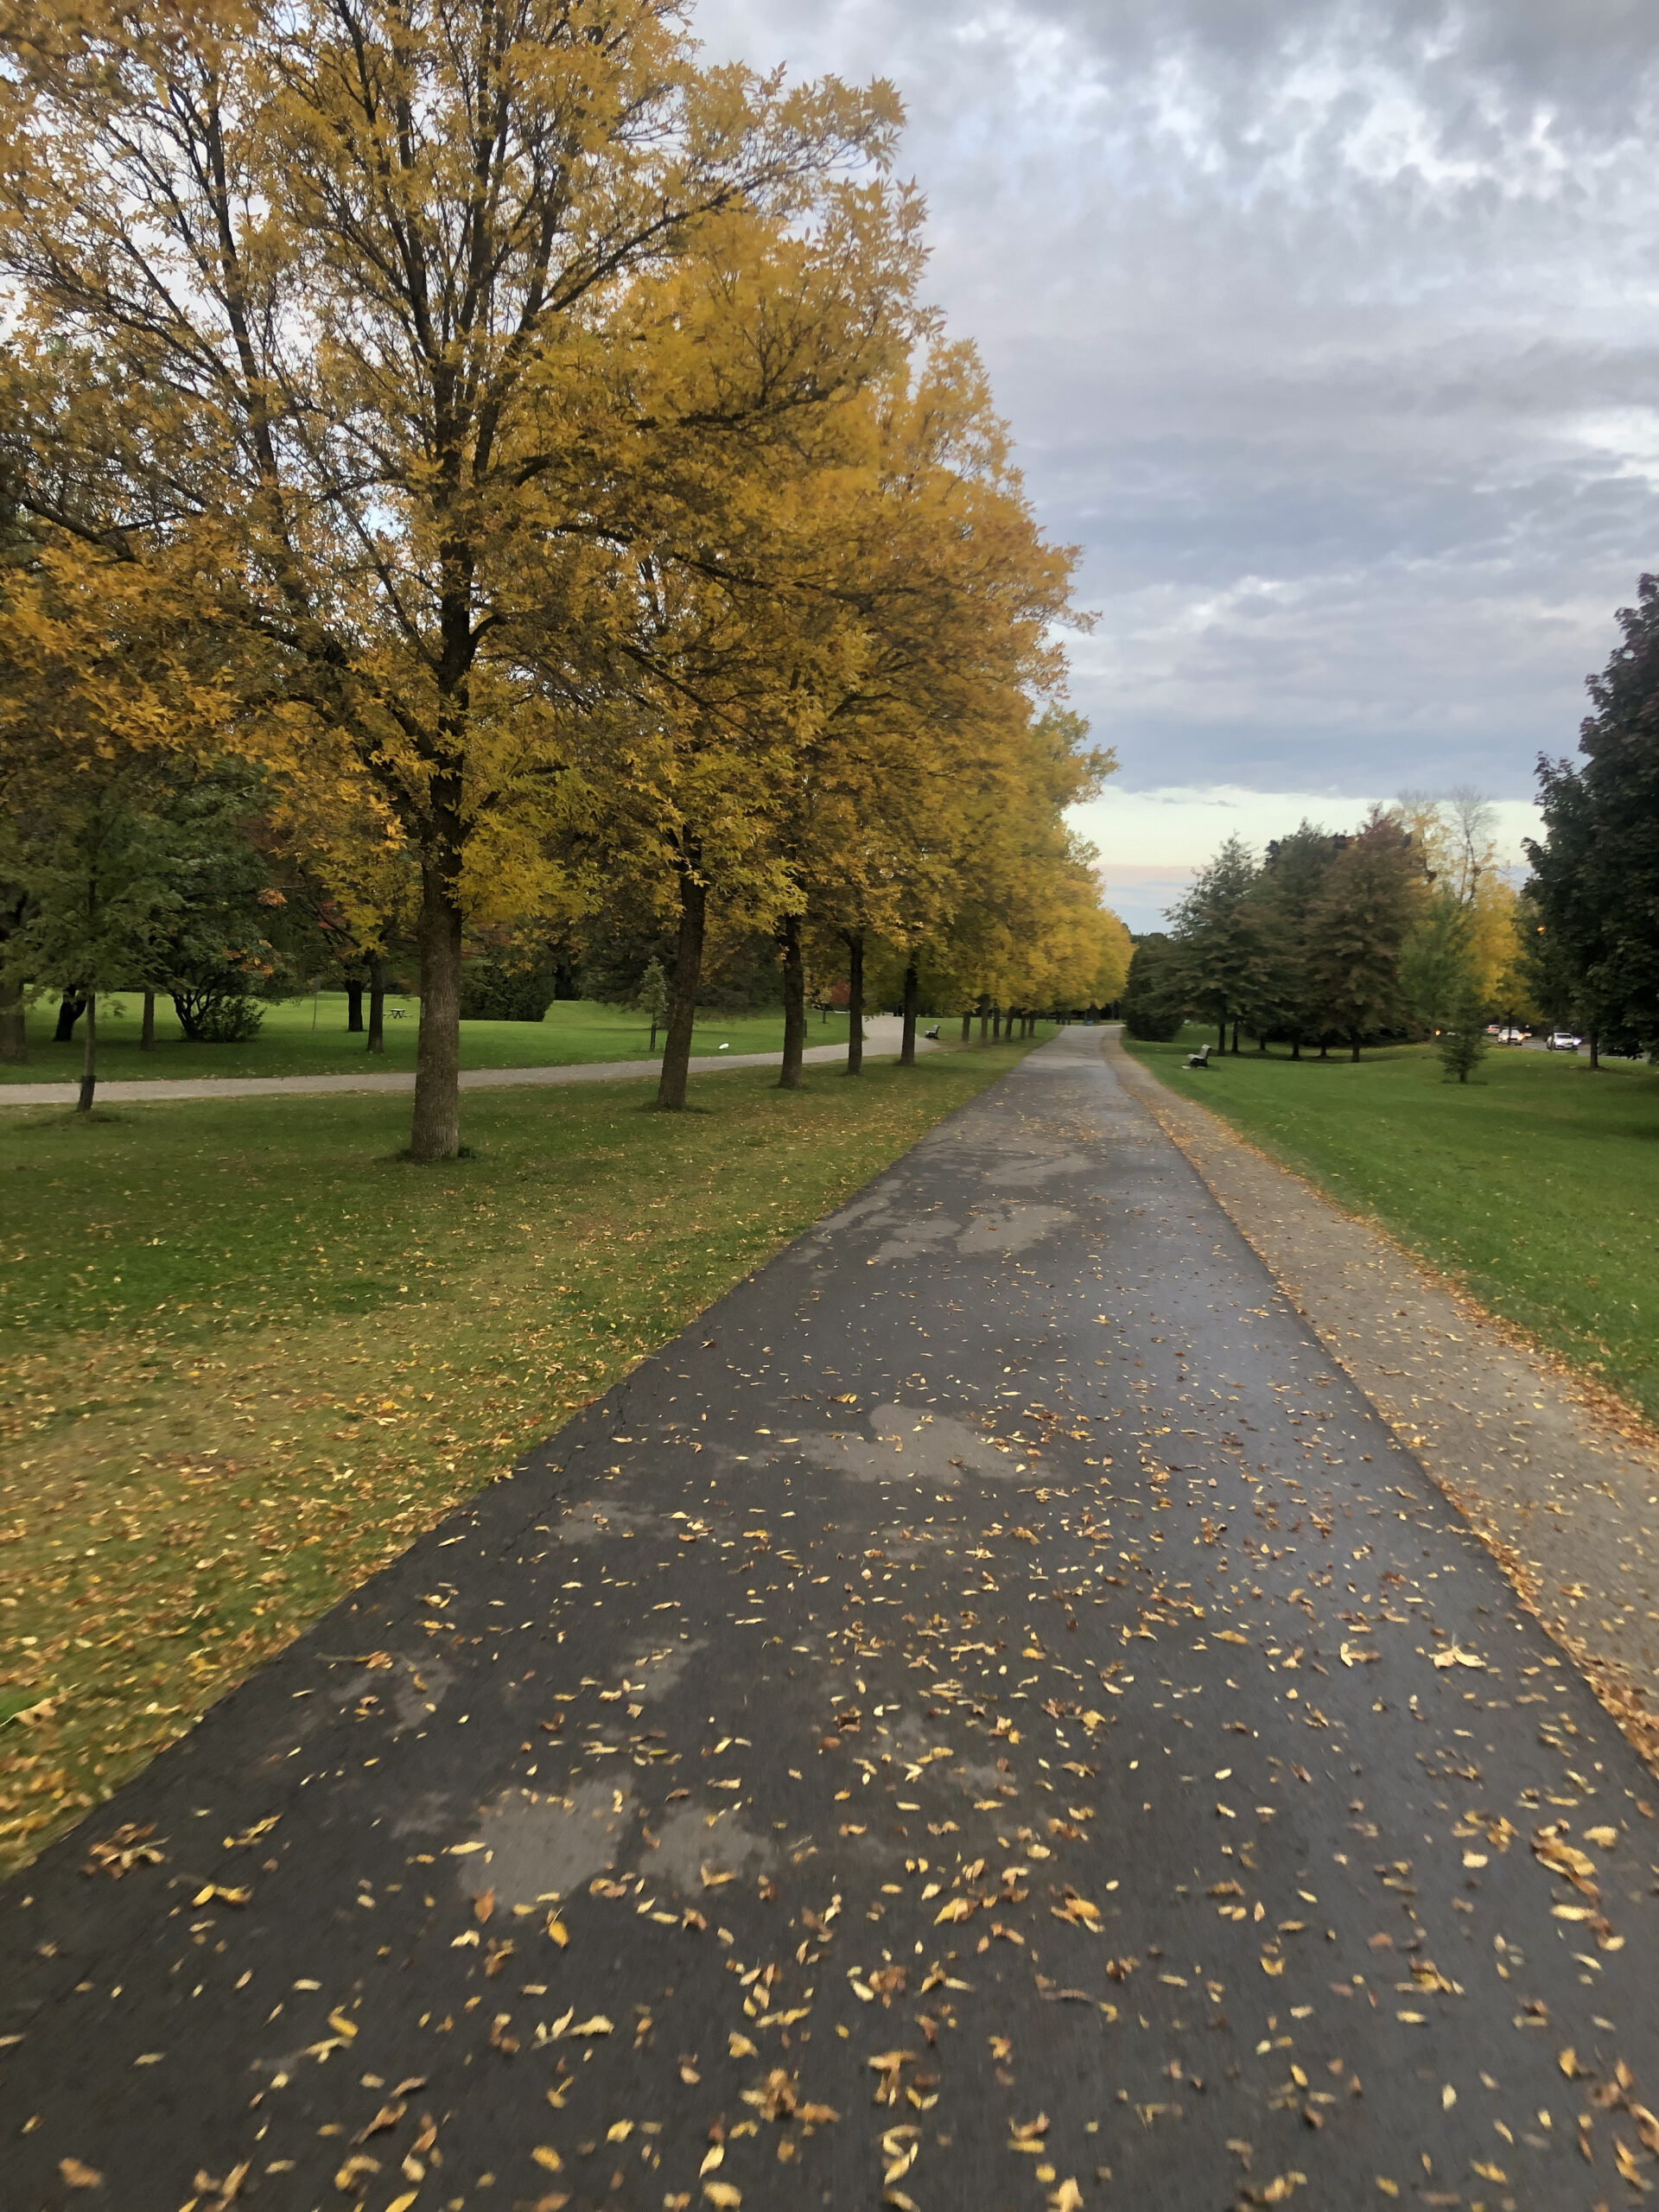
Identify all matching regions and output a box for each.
[698,0,1659,926]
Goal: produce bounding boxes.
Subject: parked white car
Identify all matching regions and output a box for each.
[1494,1026,1529,1045]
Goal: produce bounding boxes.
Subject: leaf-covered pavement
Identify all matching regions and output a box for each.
[4,1028,1658,2211]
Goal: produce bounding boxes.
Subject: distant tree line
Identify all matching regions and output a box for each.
[1122,793,1533,1082]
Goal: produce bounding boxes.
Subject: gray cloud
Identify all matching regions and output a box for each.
[696,0,1659,804]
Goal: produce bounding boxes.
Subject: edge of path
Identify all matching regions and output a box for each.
[1105,1024,1659,1777]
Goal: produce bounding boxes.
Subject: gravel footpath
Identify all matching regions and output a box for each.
[0,1020,928,1109]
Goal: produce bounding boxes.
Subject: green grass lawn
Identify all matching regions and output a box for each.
[0,1034,1039,1868]
[1124,1027,1659,1425]
[0,991,854,1084]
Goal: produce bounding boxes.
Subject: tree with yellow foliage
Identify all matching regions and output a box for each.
[760,346,1099,1075]
[0,0,906,1156]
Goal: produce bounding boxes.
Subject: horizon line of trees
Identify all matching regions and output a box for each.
[0,0,1130,1136]
[1122,791,1535,1081]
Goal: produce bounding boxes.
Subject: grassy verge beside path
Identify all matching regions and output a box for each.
[0,1038,1037,1870]
[0,992,853,1085]
[1124,1027,1659,1425]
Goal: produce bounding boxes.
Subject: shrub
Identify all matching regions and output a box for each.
[172,988,265,1043]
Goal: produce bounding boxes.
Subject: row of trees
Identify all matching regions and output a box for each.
[1128,575,1659,1079]
[0,0,1128,1143]
[1527,575,1659,1064]
[1124,792,1530,1077]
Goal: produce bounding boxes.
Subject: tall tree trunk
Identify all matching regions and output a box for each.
[410,851,463,1161]
[77,992,97,1113]
[1351,1033,1362,1062]
[1588,1029,1600,1070]
[0,977,25,1065]
[899,956,919,1067]
[140,989,156,1051]
[1231,1020,1240,1054]
[346,978,365,1032]
[658,862,708,1110]
[54,991,86,1043]
[367,957,387,1054]
[1319,1039,1329,1059]
[993,1007,1002,1041]
[960,1009,972,1041]
[1217,1016,1226,1052]
[979,995,990,1043]
[845,930,865,1076]
[1291,1036,1301,1060]
[779,913,805,1090]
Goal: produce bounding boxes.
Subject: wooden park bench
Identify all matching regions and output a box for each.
[1185,1043,1211,1069]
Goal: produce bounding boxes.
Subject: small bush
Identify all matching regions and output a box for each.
[171,989,265,1043]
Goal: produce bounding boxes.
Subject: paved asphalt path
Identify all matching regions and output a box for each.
[0,1019,928,1109]
[6,1028,1658,2212]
